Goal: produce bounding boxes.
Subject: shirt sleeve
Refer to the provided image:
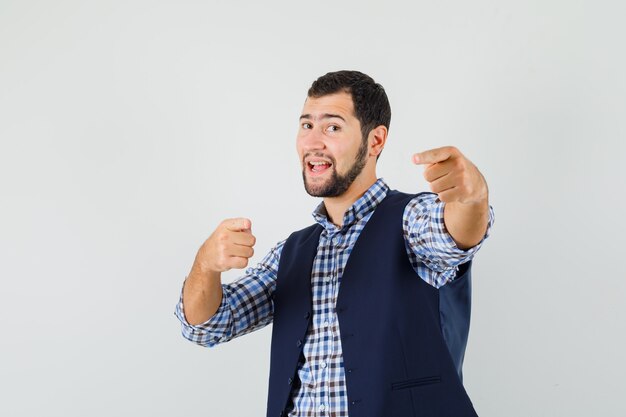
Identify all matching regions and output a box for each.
[403,192,495,288]
[174,239,286,347]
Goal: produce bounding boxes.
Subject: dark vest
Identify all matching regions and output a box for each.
[267,190,479,417]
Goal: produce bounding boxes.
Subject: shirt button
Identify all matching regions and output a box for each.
[321,362,327,369]
[323,320,329,328]
[324,275,331,283]
[319,404,326,412]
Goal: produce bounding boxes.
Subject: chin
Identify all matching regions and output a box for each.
[303,178,330,197]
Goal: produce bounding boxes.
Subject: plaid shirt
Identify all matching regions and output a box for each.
[175,178,495,416]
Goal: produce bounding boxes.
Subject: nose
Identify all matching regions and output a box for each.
[300,129,325,153]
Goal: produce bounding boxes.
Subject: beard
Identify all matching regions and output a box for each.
[302,138,369,198]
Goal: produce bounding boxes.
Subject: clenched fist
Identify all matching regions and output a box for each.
[192,217,257,274]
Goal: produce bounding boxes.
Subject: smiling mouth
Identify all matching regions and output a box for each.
[307,161,333,175]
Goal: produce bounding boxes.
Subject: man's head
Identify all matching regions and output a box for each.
[307,71,391,146]
[297,70,391,198]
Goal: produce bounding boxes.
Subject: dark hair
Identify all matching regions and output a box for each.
[307,70,391,144]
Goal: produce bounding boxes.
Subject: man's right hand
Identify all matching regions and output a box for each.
[183,218,256,325]
[192,218,256,275]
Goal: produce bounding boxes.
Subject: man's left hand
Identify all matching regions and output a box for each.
[412,146,488,204]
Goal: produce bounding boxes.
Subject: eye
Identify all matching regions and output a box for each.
[327,125,340,132]
[301,122,312,129]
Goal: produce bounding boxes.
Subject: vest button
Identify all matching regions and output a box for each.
[287,377,293,385]
[304,312,310,319]
[296,340,302,347]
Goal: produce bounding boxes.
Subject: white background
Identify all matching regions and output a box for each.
[1,1,625,416]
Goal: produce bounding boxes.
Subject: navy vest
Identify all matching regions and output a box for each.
[267,190,479,417]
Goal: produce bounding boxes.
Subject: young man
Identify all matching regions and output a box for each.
[175,70,494,417]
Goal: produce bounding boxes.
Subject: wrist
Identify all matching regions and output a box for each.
[189,262,221,282]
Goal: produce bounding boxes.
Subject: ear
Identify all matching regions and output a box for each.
[368,125,388,157]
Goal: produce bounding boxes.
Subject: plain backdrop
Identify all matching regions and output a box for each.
[1,1,625,416]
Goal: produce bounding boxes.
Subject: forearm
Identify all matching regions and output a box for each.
[182,266,224,326]
[443,198,490,250]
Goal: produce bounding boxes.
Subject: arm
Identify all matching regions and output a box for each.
[403,193,494,287]
[444,199,491,250]
[413,146,492,250]
[173,216,284,347]
[174,240,284,347]
[182,268,223,326]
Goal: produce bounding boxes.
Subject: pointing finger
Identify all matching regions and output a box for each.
[413,146,457,165]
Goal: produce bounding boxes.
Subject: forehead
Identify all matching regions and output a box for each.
[301,91,356,120]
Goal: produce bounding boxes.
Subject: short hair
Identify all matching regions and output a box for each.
[307,70,391,143]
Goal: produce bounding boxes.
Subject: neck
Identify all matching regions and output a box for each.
[323,171,378,227]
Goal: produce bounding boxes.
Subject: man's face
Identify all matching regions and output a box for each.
[297,91,369,197]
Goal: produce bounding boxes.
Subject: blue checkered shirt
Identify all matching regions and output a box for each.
[175,178,495,416]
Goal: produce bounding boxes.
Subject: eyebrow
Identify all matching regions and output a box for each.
[299,113,346,122]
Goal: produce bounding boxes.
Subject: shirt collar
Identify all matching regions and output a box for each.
[312,178,389,232]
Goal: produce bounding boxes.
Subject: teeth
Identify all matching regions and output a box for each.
[310,161,330,166]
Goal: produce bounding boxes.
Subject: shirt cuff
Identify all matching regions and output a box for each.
[174,279,231,346]
[431,198,495,258]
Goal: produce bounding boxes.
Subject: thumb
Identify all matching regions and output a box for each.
[225,217,252,232]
